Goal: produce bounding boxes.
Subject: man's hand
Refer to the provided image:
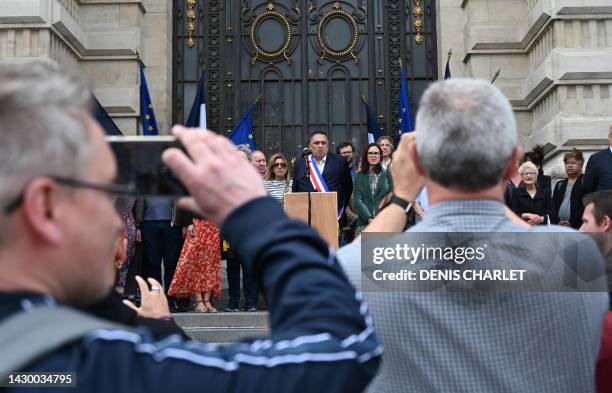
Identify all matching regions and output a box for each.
[123,276,171,319]
[390,133,424,201]
[135,229,142,242]
[413,201,425,220]
[162,126,267,225]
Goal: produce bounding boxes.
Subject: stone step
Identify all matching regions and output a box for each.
[173,311,269,328]
[184,327,269,343]
[174,311,270,343]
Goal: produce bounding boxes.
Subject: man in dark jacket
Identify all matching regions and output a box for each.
[133,199,191,311]
[583,127,612,194]
[292,131,353,213]
[0,62,380,392]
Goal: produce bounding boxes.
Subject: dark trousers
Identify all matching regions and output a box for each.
[226,256,257,309]
[141,220,184,294]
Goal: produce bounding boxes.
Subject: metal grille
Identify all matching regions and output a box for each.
[173,0,438,158]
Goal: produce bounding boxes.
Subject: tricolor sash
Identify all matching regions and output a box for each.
[308,154,344,220]
[308,154,329,192]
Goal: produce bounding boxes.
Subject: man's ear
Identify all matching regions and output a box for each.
[408,142,426,176]
[20,179,64,245]
[501,145,523,182]
[602,215,611,232]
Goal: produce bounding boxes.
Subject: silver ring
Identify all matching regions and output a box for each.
[150,286,161,292]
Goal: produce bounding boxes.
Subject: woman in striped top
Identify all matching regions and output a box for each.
[264,153,292,207]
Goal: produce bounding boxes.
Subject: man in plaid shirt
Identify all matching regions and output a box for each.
[339,79,609,393]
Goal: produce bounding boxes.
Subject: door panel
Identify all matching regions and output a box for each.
[173,0,438,158]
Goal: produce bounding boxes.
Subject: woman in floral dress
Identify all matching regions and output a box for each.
[168,217,221,312]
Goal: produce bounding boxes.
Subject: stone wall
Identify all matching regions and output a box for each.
[438,0,612,178]
[0,0,172,136]
[2,0,610,165]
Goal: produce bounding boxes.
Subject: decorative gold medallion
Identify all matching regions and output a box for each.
[316,2,359,64]
[250,3,293,65]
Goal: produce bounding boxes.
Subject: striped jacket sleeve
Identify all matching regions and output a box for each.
[33,197,381,393]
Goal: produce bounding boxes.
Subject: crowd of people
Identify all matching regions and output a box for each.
[113,125,401,311]
[0,62,380,392]
[0,61,610,393]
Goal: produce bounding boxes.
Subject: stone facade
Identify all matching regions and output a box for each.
[0,0,171,135]
[1,0,610,174]
[439,0,612,177]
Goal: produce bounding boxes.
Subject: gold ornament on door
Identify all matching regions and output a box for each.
[186,0,197,48]
[413,0,423,45]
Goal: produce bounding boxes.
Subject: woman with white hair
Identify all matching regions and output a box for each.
[511,161,557,225]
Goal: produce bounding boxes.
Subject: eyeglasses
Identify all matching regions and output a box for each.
[4,176,135,215]
[273,162,287,168]
[367,152,381,156]
[521,172,538,177]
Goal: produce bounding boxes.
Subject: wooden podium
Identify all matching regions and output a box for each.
[284,192,339,249]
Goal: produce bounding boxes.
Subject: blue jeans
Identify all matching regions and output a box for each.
[226,256,258,309]
[141,220,184,294]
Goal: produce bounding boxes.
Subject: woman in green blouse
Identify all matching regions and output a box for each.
[353,143,393,235]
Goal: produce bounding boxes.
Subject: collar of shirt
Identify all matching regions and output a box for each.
[313,155,327,175]
[314,155,327,165]
[409,199,518,232]
[0,292,57,322]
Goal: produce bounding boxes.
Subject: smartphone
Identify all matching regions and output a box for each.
[106,136,188,197]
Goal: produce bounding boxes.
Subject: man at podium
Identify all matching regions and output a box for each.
[292,131,353,217]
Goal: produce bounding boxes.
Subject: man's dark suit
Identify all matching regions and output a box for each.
[292,153,353,210]
[583,147,612,194]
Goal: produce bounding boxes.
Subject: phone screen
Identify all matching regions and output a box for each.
[106,136,188,197]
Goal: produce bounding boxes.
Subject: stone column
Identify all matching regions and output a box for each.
[0,0,173,136]
[437,0,612,176]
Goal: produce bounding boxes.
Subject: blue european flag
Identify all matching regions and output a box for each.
[399,62,415,133]
[229,98,258,151]
[138,60,159,136]
[361,95,383,144]
[186,68,207,129]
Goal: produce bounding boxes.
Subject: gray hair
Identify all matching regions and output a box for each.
[415,78,517,191]
[518,161,538,175]
[0,62,93,241]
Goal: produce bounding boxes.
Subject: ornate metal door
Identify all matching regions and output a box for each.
[173,0,437,157]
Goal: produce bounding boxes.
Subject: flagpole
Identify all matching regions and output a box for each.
[447,48,452,62]
[491,68,501,84]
